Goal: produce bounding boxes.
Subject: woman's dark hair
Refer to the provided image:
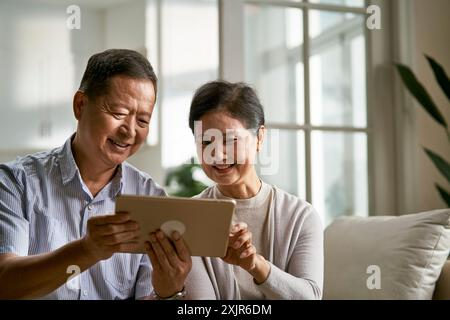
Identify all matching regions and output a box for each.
[189,81,265,133]
[79,49,157,100]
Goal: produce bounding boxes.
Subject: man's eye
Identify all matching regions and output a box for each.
[113,113,127,119]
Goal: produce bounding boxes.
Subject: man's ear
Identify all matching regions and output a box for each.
[73,91,87,121]
[256,126,265,152]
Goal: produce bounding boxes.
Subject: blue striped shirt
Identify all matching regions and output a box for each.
[0,136,166,299]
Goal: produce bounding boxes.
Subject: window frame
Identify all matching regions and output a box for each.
[219,0,406,216]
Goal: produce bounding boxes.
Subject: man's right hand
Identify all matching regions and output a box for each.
[81,212,140,261]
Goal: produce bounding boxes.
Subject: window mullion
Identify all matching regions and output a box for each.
[303,4,312,204]
[365,0,375,215]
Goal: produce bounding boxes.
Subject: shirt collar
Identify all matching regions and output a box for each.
[59,135,79,186]
[109,165,124,198]
[58,135,124,198]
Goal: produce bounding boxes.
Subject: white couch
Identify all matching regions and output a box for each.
[323,209,450,300]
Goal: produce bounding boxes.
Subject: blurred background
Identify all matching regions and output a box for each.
[0,0,449,227]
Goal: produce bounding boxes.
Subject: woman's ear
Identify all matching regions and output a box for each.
[256,126,265,152]
[73,91,87,121]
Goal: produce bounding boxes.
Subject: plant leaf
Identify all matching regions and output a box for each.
[396,63,447,128]
[426,55,450,102]
[435,184,450,207]
[424,148,450,184]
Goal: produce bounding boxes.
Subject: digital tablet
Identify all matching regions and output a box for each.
[115,195,236,257]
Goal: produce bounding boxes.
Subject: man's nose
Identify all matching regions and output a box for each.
[119,117,137,138]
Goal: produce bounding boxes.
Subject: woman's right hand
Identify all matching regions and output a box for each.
[222,222,257,271]
[145,230,192,298]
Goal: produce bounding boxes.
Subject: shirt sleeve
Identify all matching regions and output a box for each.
[258,207,324,300]
[0,164,29,256]
[134,254,153,299]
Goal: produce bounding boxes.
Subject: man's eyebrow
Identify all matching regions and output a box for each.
[138,110,152,117]
[101,102,127,112]
[107,102,129,109]
[106,103,149,115]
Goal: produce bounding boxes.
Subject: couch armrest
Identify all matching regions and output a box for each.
[433,260,450,300]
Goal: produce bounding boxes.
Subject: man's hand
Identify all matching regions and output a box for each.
[81,212,140,261]
[146,230,192,298]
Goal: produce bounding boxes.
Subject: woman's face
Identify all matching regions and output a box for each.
[195,110,263,186]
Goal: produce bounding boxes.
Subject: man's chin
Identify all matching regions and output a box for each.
[104,154,129,167]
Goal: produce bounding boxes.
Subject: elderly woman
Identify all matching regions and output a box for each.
[186,80,323,300]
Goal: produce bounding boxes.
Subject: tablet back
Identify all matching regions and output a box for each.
[115,195,235,257]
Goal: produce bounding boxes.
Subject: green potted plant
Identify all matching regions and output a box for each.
[396,55,450,206]
[165,158,209,197]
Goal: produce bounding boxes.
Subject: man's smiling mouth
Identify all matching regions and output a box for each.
[108,138,131,148]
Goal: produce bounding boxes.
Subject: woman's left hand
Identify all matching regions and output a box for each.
[222,222,257,271]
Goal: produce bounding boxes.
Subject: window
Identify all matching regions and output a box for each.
[221,0,372,226]
[160,0,219,169]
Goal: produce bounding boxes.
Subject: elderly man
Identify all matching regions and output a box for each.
[0,49,191,299]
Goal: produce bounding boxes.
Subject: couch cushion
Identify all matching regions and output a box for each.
[324,209,450,299]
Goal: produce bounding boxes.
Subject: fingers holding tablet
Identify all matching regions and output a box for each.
[145,230,192,298]
[82,212,141,261]
[160,220,186,238]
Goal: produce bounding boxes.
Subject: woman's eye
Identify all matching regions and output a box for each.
[201,141,212,146]
[138,119,150,125]
[225,138,239,145]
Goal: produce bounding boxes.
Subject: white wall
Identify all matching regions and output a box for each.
[104,0,146,52]
[413,0,450,211]
[103,0,165,184]
[0,0,166,186]
[0,1,77,150]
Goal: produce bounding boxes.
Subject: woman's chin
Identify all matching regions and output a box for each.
[211,173,239,186]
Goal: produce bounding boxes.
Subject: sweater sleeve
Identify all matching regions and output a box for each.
[257,207,324,300]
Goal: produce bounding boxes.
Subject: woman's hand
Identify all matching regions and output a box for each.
[145,230,192,298]
[222,222,257,271]
[222,222,271,284]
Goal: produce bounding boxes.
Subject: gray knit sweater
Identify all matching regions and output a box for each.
[185,182,324,300]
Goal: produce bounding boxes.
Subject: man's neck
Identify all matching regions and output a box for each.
[71,139,117,197]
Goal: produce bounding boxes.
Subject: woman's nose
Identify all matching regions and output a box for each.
[212,143,228,162]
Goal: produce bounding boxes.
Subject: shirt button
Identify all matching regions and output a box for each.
[83,290,88,296]
[87,205,93,211]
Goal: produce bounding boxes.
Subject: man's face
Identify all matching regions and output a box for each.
[75,75,155,168]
